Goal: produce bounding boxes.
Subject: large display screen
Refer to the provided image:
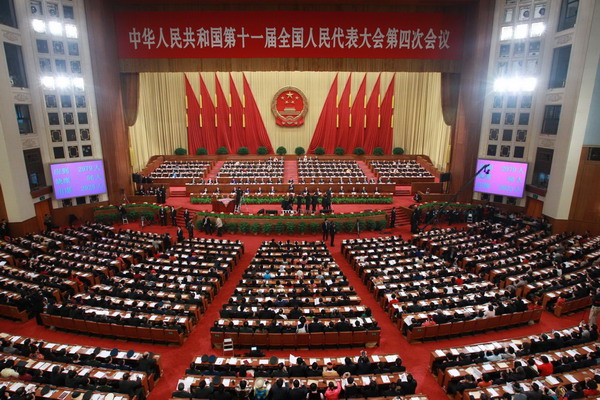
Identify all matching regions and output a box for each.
[50,160,107,200]
[473,159,528,198]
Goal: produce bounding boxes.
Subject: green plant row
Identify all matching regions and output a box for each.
[197,219,387,235]
[94,210,155,225]
[194,210,386,220]
[94,204,162,211]
[190,196,393,205]
[416,202,479,210]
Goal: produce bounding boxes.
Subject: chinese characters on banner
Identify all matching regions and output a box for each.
[114,11,465,59]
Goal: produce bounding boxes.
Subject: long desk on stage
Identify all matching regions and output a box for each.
[186,183,395,196]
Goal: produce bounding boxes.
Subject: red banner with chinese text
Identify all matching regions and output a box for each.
[114,11,465,60]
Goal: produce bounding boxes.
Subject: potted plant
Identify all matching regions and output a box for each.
[274,221,285,235]
[297,221,307,235]
[393,147,405,155]
[237,147,249,155]
[257,146,268,155]
[261,222,272,235]
[295,147,305,156]
[174,147,187,155]
[250,222,260,235]
[196,147,208,155]
[276,146,287,155]
[239,222,250,234]
[353,147,365,156]
[217,146,229,155]
[314,147,325,155]
[334,147,345,156]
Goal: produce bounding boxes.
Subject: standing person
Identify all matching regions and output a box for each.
[355,219,361,237]
[170,206,177,226]
[322,218,330,242]
[589,288,600,326]
[176,226,185,243]
[296,195,303,213]
[311,192,319,213]
[186,221,194,239]
[44,214,53,231]
[183,209,190,226]
[390,207,397,228]
[305,192,311,213]
[215,217,223,237]
[329,222,337,247]
[159,207,166,226]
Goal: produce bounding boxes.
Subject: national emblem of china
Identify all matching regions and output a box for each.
[272,87,308,127]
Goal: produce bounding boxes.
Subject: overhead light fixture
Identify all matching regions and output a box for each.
[494,77,538,93]
[31,19,46,33]
[55,76,70,89]
[514,24,529,39]
[72,77,84,91]
[48,21,63,36]
[41,76,55,90]
[65,24,78,39]
[500,26,514,41]
[530,22,546,37]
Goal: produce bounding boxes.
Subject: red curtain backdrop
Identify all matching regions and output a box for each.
[185,76,203,154]
[377,75,395,153]
[214,74,233,151]
[242,74,274,154]
[363,74,381,153]
[347,75,367,152]
[308,74,338,154]
[336,75,352,153]
[229,74,245,152]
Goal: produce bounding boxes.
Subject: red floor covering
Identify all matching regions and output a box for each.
[0,222,589,400]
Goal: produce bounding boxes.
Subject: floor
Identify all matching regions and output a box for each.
[0,205,588,400]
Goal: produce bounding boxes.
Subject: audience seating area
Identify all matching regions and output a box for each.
[12,223,243,345]
[210,240,381,349]
[171,352,427,399]
[340,217,596,342]
[217,159,284,180]
[368,160,434,184]
[148,160,212,180]
[0,332,162,399]
[427,323,600,400]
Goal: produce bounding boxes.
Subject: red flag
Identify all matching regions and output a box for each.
[229,74,244,152]
[378,75,395,153]
[199,73,218,154]
[336,74,352,151]
[309,74,338,154]
[347,75,367,151]
[363,74,381,153]
[242,74,273,153]
[215,74,232,151]
[185,76,203,154]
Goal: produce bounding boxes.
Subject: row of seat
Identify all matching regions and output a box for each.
[554,296,593,317]
[406,309,542,343]
[40,314,184,344]
[0,304,27,321]
[211,330,380,349]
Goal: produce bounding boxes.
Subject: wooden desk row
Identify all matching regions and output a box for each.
[461,366,600,400]
[186,183,395,196]
[440,341,598,389]
[40,314,185,345]
[0,379,130,400]
[428,324,587,370]
[405,309,542,343]
[0,332,162,376]
[211,329,381,350]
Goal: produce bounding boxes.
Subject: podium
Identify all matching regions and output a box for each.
[212,198,236,213]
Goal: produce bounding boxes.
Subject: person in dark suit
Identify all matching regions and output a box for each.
[170,206,177,226]
[311,193,319,213]
[177,226,185,243]
[322,219,330,241]
[118,373,143,399]
[329,222,337,246]
[172,382,191,398]
[186,222,194,239]
[334,316,352,331]
[390,207,397,227]
[308,317,325,333]
[305,193,311,213]
[296,196,303,213]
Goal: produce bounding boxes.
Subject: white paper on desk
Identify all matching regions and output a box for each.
[98,350,111,358]
[399,373,408,382]
[545,375,560,385]
[564,374,578,383]
[290,354,297,365]
[93,371,105,379]
[314,298,320,306]
[583,346,593,352]
[91,394,102,400]
[215,357,224,365]
[566,349,579,357]
[482,363,494,371]
[372,355,380,362]
[448,369,460,377]
[69,346,82,354]
[502,384,514,394]
[44,342,55,349]
[181,377,195,391]
[450,348,460,356]
[361,376,370,385]
[381,375,390,384]
[229,358,238,364]
[497,362,509,369]
[9,383,23,391]
[259,359,269,365]
[385,355,396,362]
[114,372,125,380]
[33,361,45,369]
[487,388,499,398]
[223,378,231,386]
[324,358,331,364]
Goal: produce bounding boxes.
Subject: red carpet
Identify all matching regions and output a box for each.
[0,222,587,399]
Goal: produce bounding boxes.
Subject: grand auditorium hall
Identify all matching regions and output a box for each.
[1,0,600,399]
